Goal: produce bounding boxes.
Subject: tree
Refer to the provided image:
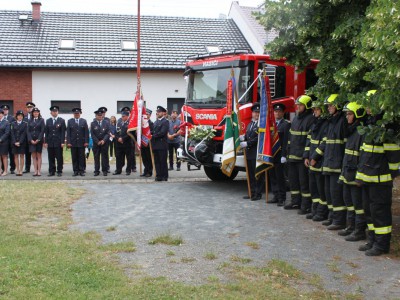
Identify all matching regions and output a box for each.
[257,0,400,142]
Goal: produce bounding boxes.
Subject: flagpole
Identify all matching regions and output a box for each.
[137,0,141,92]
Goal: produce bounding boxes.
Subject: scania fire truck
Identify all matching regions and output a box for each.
[178,50,318,181]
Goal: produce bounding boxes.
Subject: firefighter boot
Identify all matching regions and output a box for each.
[338,226,354,236]
[365,233,391,256]
[322,211,333,226]
[359,230,375,251]
[345,229,366,242]
[307,201,319,219]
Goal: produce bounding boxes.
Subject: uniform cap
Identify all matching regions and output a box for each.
[15,110,24,117]
[146,108,152,115]
[72,108,82,113]
[251,102,260,112]
[98,106,107,112]
[121,111,130,116]
[50,105,59,111]
[32,107,40,112]
[156,106,167,113]
[26,102,36,108]
[1,104,10,110]
[94,110,103,115]
[120,106,130,112]
[273,103,286,111]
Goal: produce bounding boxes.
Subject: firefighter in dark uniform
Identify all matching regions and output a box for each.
[268,103,290,206]
[304,101,329,220]
[311,94,347,230]
[240,102,264,201]
[356,91,400,256]
[67,108,89,176]
[98,107,111,173]
[23,102,35,173]
[152,106,169,181]
[113,110,133,175]
[44,106,66,177]
[0,108,10,176]
[91,110,110,176]
[141,108,154,177]
[337,102,367,241]
[285,95,314,212]
[0,105,16,174]
[10,110,27,176]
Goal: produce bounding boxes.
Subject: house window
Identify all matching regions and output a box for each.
[51,100,81,114]
[117,101,132,113]
[121,40,137,51]
[205,45,221,53]
[59,39,75,50]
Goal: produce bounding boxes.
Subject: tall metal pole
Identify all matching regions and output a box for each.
[137,0,141,93]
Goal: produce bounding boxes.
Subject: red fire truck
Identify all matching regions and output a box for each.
[178,50,318,181]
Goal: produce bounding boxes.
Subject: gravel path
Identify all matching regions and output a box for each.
[71,180,400,299]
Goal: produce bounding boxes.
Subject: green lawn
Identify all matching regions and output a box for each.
[0,182,360,299]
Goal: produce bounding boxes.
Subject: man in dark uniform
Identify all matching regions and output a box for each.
[141,108,154,177]
[23,102,35,173]
[98,107,111,123]
[152,106,169,181]
[113,110,133,175]
[0,105,15,174]
[268,103,291,206]
[44,106,66,176]
[240,102,264,201]
[91,110,110,176]
[67,108,89,176]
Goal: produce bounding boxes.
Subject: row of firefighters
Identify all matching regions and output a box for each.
[240,91,400,256]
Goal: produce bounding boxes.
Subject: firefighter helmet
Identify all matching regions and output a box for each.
[324,94,342,110]
[295,95,312,109]
[343,102,365,119]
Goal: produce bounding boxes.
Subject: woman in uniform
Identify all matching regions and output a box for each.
[0,108,10,176]
[27,107,45,176]
[11,110,27,176]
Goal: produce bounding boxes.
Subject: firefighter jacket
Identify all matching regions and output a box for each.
[244,120,259,160]
[312,111,347,174]
[287,109,314,162]
[303,116,328,172]
[273,118,290,162]
[355,141,400,186]
[339,120,364,185]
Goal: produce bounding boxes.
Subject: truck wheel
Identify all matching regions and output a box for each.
[204,166,239,181]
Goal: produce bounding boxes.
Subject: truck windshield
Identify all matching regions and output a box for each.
[186,66,253,107]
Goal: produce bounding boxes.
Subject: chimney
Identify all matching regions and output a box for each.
[31,1,41,22]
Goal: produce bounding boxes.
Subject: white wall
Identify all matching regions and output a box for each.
[32,70,187,121]
[229,2,264,54]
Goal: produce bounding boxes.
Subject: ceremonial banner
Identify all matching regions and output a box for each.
[255,75,280,177]
[127,92,152,150]
[221,79,236,176]
[221,77,241,176]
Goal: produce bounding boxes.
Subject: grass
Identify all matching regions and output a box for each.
[0,181,365,299]
[106,226,117,232]
[98,241,136,253]
[204,252,218,260]
[181,257,196,263]
[245,242,260,250]
[166,250,175,257]
[327,262,341,273]
[148,233,183,246]
[230,255,252,264]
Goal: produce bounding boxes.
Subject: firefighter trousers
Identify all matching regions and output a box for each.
[315,172,328,218]
[268,162,286,202]
[362,184,392,251]
[309,170,321,216]
[343,184,366,231]
[288,161,311,210]
[324,173,346,225]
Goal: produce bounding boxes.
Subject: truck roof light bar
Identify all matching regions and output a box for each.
[187,49,250,60]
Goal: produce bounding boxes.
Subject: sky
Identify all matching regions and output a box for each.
[0,0,263,18]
